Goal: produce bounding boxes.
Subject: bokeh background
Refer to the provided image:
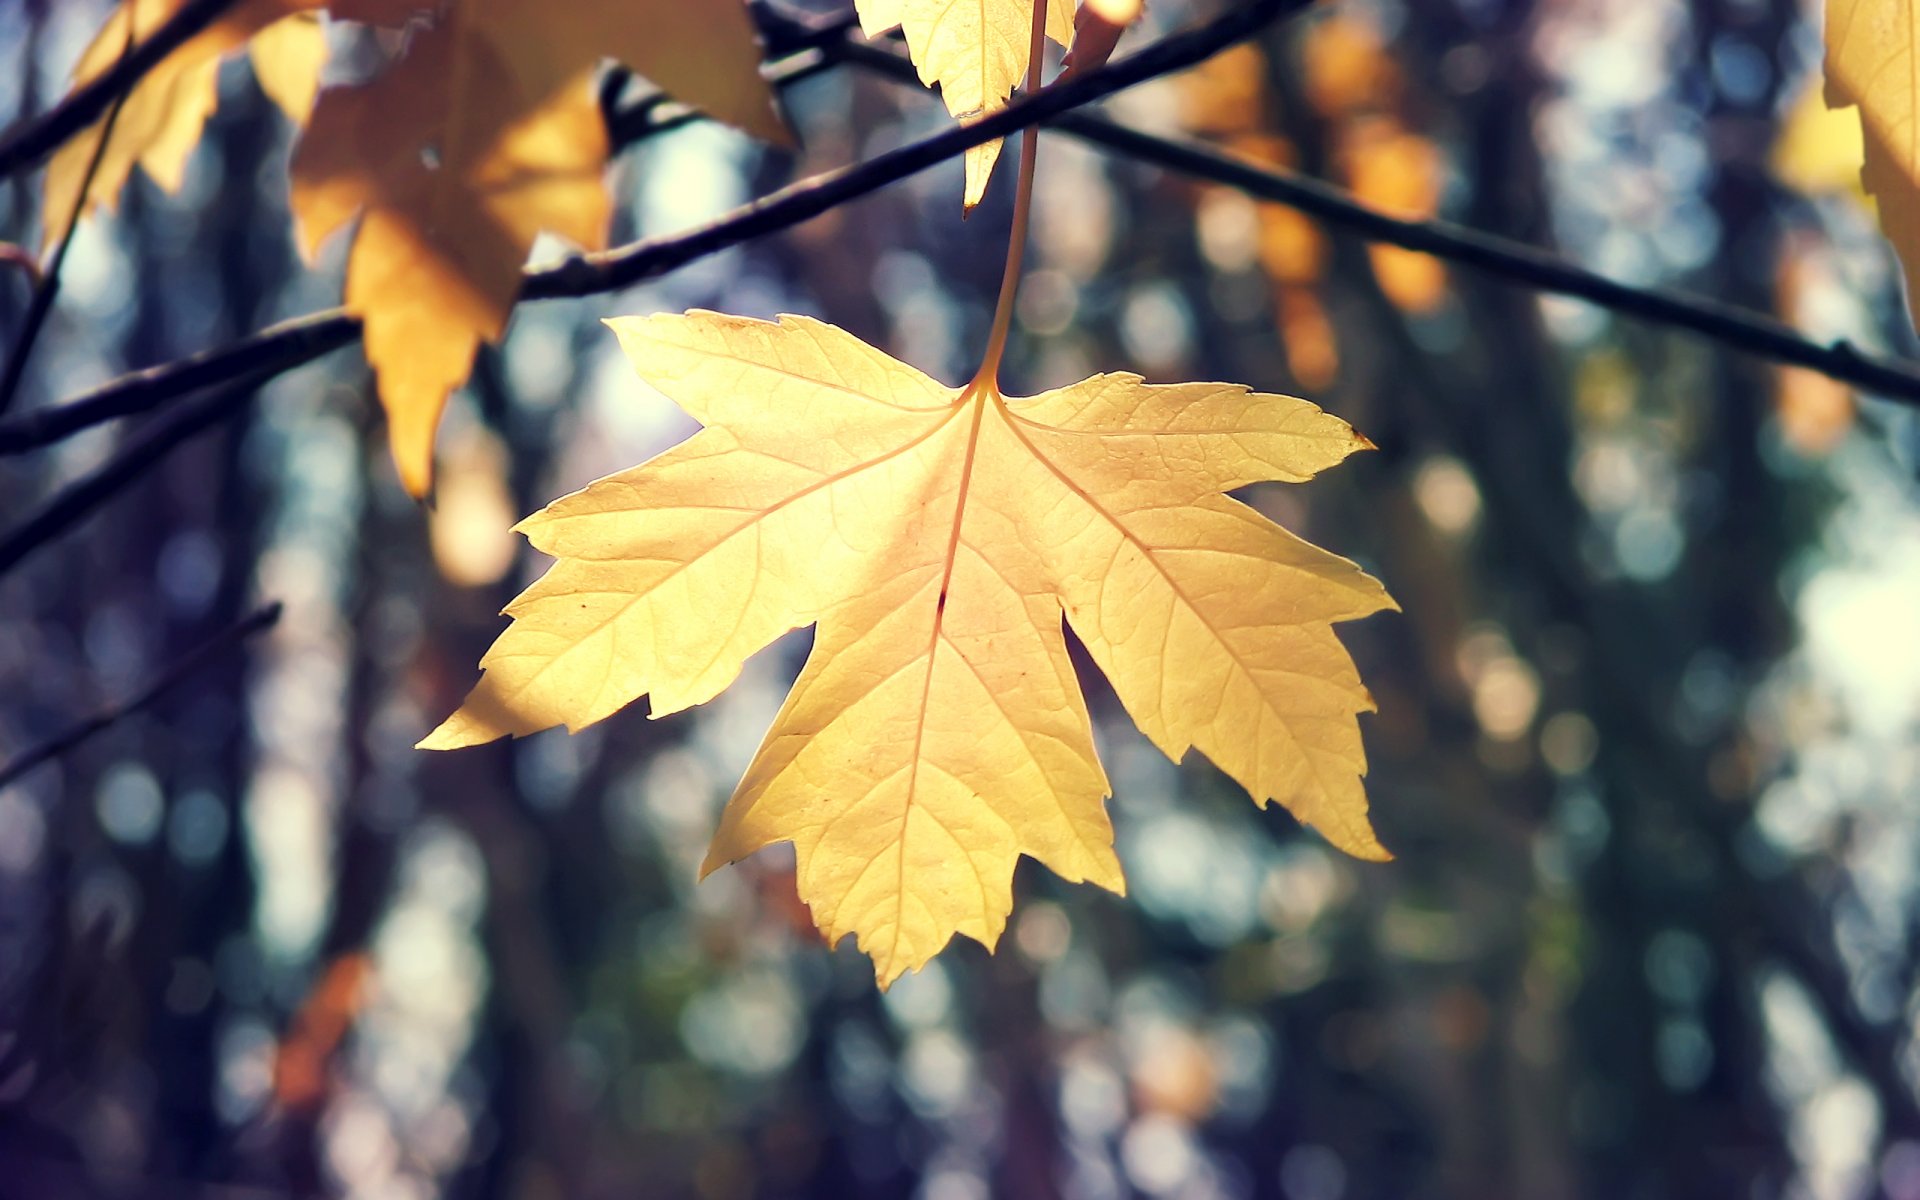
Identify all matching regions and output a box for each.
[3,0,1918,1196]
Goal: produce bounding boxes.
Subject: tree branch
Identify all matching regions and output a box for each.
[0,310,357,455]
[0,0,1314,455]
[0,373,263,576]
[0,0,248,183]
[0,601,282,790]
[829,37,1920,409]
[522,0,1316,299]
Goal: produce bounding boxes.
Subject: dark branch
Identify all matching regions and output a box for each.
[0,310,358,455]
[0,0,248,183]
[0,373,262,576]
[523,0,1316,299]
[1,0,1313,454]
[0,602,282,790]
[830,37,1920,409]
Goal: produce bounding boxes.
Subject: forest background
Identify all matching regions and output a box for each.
[1,0,1918,1197]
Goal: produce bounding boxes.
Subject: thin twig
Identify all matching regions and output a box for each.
[829,37,1920,408]
[0,310,358,455]
[1,0,1312,455]
[0,602,282,790]
[0,0,245,183]
[0,374,262,576]
[0,16,139,416]
[524,0,1315,298]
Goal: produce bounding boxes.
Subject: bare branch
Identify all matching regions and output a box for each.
[0,371,265,576]
[0,602,282,790]
[0,0,248,183]
[523,0,1317,299]
[1,0,1314,454]
[0,310,357,455]
[830,38,1920,409]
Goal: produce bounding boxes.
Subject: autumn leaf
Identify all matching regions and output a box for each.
[41,0,325,251]
[290,0,786,497]
[858,0,1074,209]
[1824,0,1920,323]
[422,311,1395,984]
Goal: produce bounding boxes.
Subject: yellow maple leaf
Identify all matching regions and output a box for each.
[422,311,1395,984]
[290,0,786,498]
[1824,0,1920,320]
[857,0,1074,209]
[41,0,325,251]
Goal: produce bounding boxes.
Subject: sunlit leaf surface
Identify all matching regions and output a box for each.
[424,311,1395,983]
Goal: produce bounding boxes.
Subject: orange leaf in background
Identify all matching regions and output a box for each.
[1775,365,1856,456]
[1256,199,1324,286]
[1277,286,1339,390]
[1342,119,1448,314]
[273,953,372,1114]
[1773,234,1856,455]
[289,0,786,496]
[41,0,325,250]
[1302,9,1398,118]
[1177,42,1269,136]
[422,311,1395,984]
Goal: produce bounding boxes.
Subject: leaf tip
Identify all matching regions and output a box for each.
[417,683,522,751]
[415,718,475,752]
[1352,840,1394,864]
[1320,808,1393,862]
[696,846,732,881]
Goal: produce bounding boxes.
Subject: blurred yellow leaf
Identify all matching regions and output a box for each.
[1277,286,1338,389]
[1775,365,1856,455]
[1773,235,1856,455]
[1342,119,1448,313]
[1773,76,1867,198]
[1177,42,1269,136]
[290,0,786,496]
[1824,0,1920,322]
[1302,10,1397,118]
[858,0,1073,208]
[428,424,519,586]
[41,0,323,250]
[423,311,1395,984]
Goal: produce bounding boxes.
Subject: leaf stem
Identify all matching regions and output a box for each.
[974,0,1051,390]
